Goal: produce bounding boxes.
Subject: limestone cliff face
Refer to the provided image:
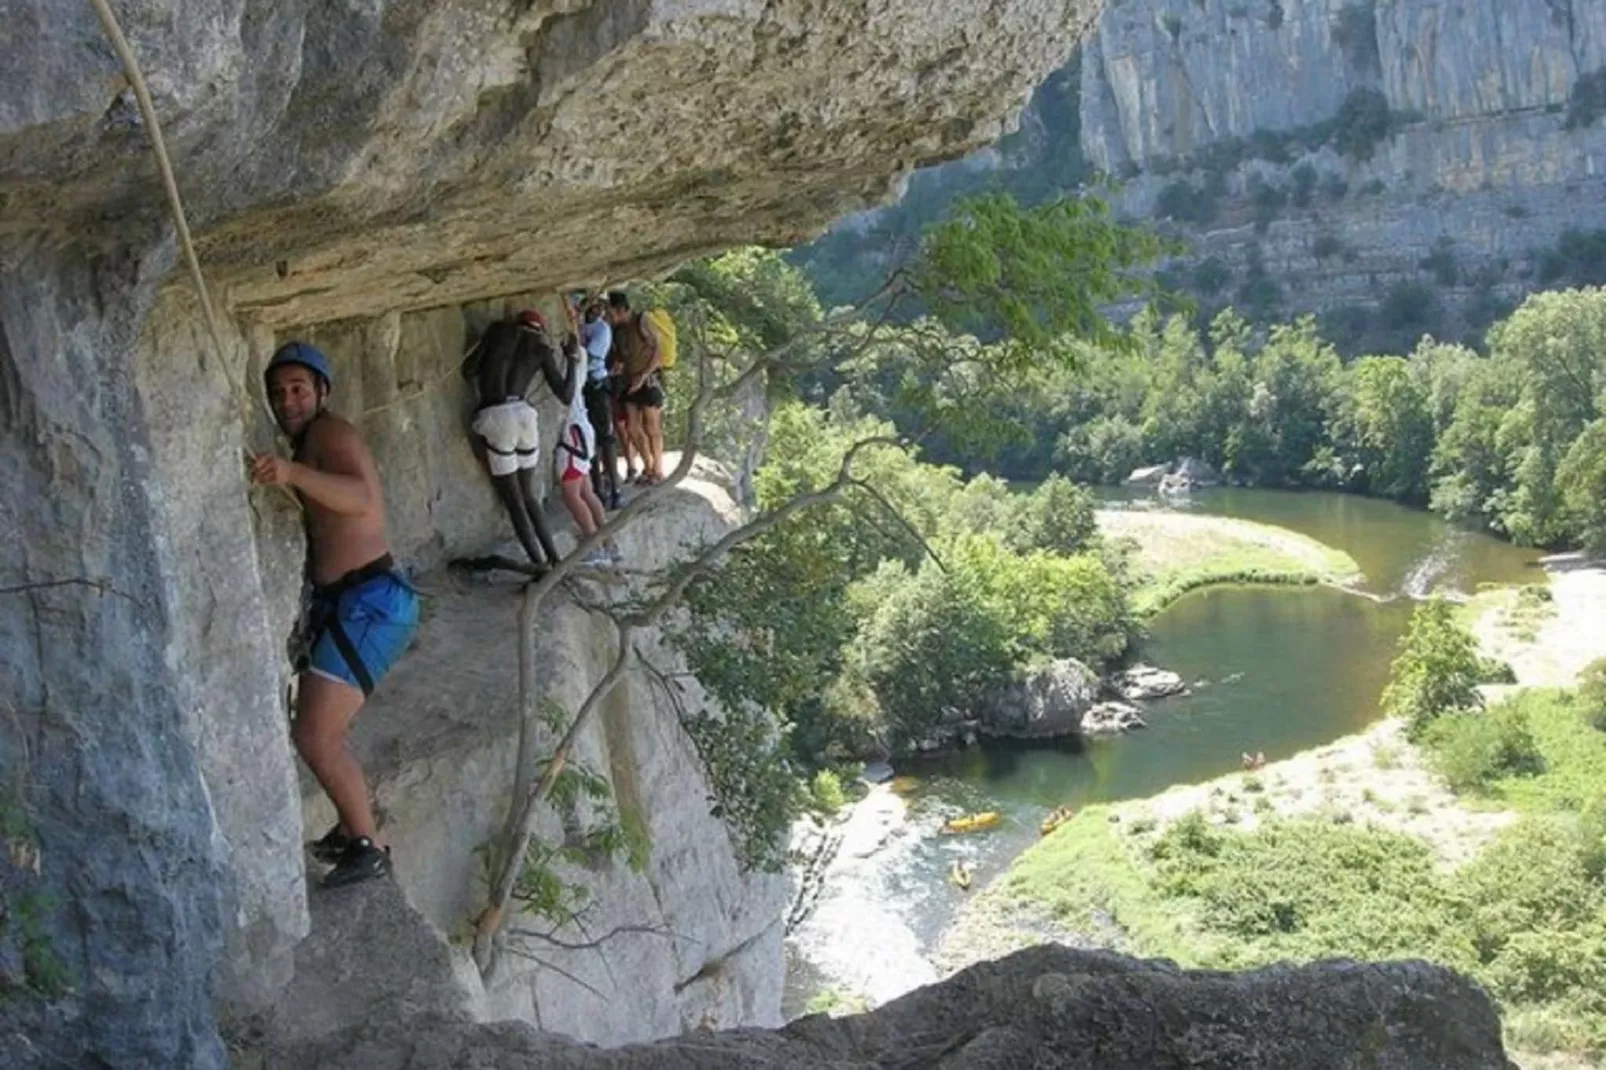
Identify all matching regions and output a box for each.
[0,2,1094,1066]
[1080,0,1606,343]
[1081,0,1606,173]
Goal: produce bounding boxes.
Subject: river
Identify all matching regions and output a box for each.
[782,486,1542,1015]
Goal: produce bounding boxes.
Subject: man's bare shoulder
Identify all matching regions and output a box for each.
[302,412,372,464]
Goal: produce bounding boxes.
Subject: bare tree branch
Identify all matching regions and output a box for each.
[848,477,949,573]
[472,430,900,976]
[508,922,682,954]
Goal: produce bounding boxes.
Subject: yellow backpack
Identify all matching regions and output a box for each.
[641,308,678,370]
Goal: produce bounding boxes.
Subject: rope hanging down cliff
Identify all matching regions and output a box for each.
[85,0,297,509]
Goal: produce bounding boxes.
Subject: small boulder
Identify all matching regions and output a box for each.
[981,658,1101,739]
[1173,456,1220,486]
[1125,463,1170,486]
[1081,701,1146,735]
[1111,665,1187,701]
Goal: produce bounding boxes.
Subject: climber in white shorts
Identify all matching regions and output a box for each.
[471,397,541,477]
[464,311,573,571]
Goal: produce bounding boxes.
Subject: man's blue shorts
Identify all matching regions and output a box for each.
[304,565,418,696]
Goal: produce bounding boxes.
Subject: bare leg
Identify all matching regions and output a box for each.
[626,407,649,480]
[293,673,377,842]
[491,471,552,568]
[560,479,598,536]
[642,406,665,480]
[617,413,640,479]
[592,435,620,505]
[579,480,607,531]
[515,467,561,564]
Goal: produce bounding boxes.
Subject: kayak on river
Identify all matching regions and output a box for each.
[949,859,974,890]
[940,811,1001,835]
[1039,805,1076,836]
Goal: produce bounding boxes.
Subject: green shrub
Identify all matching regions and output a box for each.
[1565,68,1606,131]
[1419,238,1459,286]
[1330,87,1396,161]
[855,536,1135,747]
[809,769,848,815]
[1383,599,1484,737]
[1250,179,1288,233]
[1290,162,1318,208]
[1191,256,1232,295]
[1423,705,1546,793]
[1580,658,1606,732]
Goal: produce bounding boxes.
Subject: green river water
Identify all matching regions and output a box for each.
[783,487,1543,1014]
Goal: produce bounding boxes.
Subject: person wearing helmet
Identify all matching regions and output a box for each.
[463,311,572,570]
[251,341,419,888]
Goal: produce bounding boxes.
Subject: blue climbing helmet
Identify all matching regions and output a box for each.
[265,341,333,391]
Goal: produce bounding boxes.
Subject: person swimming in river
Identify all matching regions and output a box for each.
[251,342,419,888]
[464,311,573,572]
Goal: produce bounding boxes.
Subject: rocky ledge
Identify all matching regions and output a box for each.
[270,944,1514,1069]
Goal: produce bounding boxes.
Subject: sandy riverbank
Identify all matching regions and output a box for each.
[1470,553,1606,689]
[1097,508,1363,614]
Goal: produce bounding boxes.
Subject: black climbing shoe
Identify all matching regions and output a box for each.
[321,837,392,889]
[308,825,352,865]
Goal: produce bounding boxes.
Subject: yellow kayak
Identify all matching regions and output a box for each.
[940,811,1001,835]
[949,860,974,890]
[1040,806,1076,836]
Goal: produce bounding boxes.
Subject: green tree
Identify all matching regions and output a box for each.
[1383,599,1485,738]
[852,535,1133,746]
[1337,356,1434,500]
[1004,474,1099,555]
[1557,419,1606,556]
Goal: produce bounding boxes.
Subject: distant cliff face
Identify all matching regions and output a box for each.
[801,0,1606,354]
[1087,0,1606,351]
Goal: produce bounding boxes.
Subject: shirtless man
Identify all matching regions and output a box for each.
[250,342,419,888]
[465,312,572,570]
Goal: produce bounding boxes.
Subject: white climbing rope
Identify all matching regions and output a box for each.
[85,0,292,491]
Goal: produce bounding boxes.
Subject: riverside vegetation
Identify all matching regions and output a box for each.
[639,210,1606,879]
[973,605,1606,1061]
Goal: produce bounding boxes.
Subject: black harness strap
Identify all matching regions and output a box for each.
[308,553,396,697]
[326,614,376,696]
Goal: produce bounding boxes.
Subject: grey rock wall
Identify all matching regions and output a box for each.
[5,0,1090,1061]
[0,241,229,1069]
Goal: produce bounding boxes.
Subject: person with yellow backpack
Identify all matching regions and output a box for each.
[606,291,676,484]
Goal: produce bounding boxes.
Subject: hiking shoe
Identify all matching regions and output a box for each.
[321,837,392,888]
[608,489,622,510]
[308,825,352,865]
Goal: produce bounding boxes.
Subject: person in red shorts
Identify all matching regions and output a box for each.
[555,306,616,567]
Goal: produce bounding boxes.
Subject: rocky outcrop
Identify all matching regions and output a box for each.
[1081,700,1147,734]
[979,658,1101,739]
[2,2,1098,1064]
[1112,665,1188,701]
[267,944,1517,1069]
